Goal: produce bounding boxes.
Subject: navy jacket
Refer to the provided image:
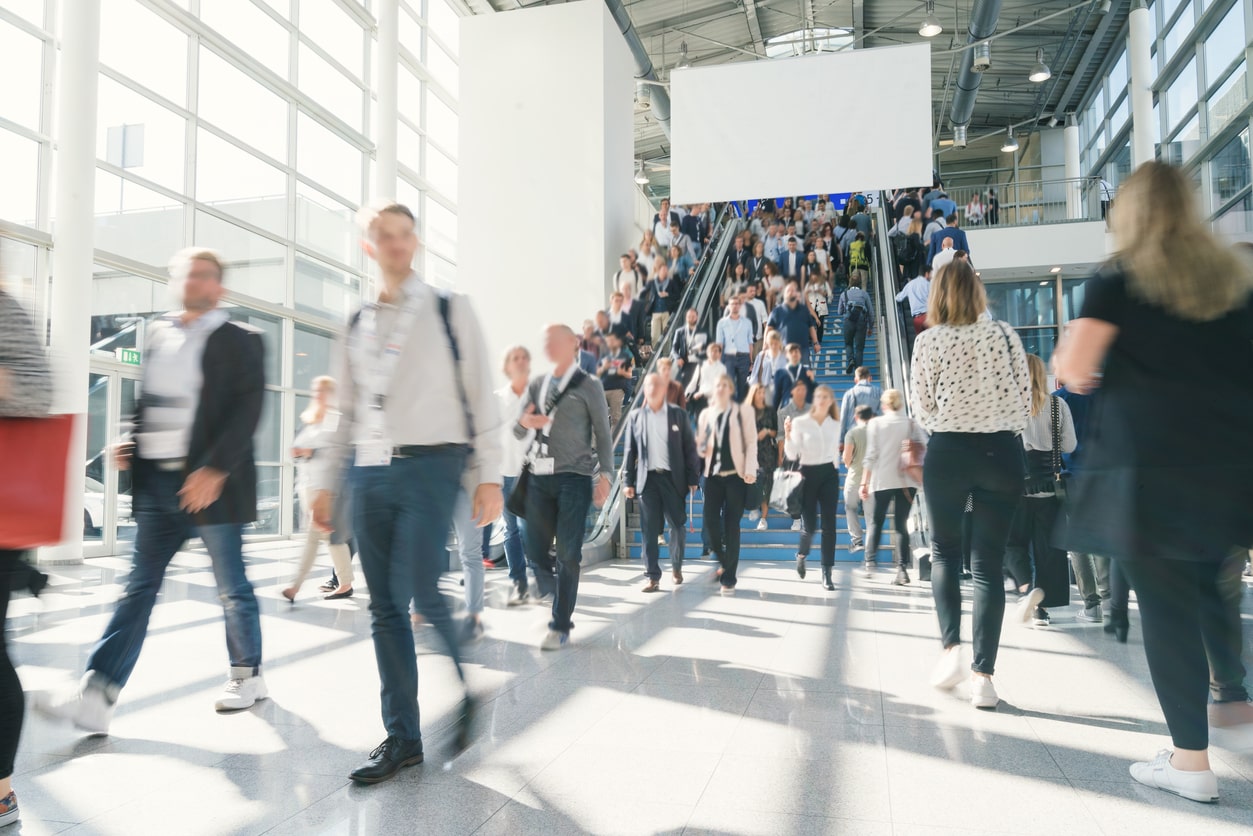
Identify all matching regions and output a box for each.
[773,364,816,407]
[622,402,701,496]
[927,227,971,265]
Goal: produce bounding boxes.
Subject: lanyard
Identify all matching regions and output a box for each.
[358,293,421,426]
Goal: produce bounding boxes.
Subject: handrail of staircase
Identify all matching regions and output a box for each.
[582,205,743,558]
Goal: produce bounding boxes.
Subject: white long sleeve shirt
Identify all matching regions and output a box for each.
[783,413,840,465]
[861,411,929,492]
[496,383,532,478]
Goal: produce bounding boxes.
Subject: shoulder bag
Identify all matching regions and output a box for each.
[898,419,925,486]
[506,370,586,520]
[0,414,75,549]
[1023,396,1066,499]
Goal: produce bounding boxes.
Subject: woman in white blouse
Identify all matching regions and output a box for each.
[697,374,757,595]
[859,389,929,586]
[496,346,534,606]
[910,259,1031,710]
[783,385,842,591]
[748,330,788,405]
[685,341,727,420]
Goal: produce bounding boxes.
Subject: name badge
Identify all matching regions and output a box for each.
[355,438,393,467]
[532,457,555,476]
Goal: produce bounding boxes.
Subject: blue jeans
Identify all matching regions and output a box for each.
[524,472,592,634]
[724,352,752,401]
[352,447,466,742]
[451,488,485,615]
[87,466,262,692]
[501,474,528,586]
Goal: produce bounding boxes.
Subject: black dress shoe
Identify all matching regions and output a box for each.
[350,736,424,784]
[821,567,835,590]
[323,587,354,600]
[451,692,476,754]
[795,554,807,579]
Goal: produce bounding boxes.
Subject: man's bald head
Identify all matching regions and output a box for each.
[543,323,579,366]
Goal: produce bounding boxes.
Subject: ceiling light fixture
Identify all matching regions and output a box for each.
[675,41,691,70]
[919,1,943,38]
[1029,48,1052,83]
[634,161,649,185]
[1050,266,1062,273]
[1001,127,1019,153]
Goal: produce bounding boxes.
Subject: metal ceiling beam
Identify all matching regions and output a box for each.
[635,3,742,38]
[743,0,767,56]
[1051,0,1122,117]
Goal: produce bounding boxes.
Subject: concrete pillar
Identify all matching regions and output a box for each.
[374,0,399,201]
[1128,0,1156,168]
[42,0,102,563]
[1064,113,1082,219]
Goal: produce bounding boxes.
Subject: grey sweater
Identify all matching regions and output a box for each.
[513,370,614,477]
[0,290,53,417]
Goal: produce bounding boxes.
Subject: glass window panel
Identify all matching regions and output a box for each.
[99,0,188,105]
[251,389,282,462]
[425,250,456,288]
[1163,1,1195,62]
[1162,113,1202,163]
[2,238,41,334]
[1209,63,1248,135]
[1109,50,1128,91]
[1210,129,1250,208]
[198,47,289,162]
[298,0,363,77]
[295,254,360,320]
[0,130,39,226]
[1161,0,1185,23]
[1109,93,1129,135]
[1204,2,1246,83]
[298,42,363,131]
[984,281,1058,328]
[395,177,421,215]
[90,266,167,355]
[424,196,456,258]
[0,18,43,130]
[3,1,44,27]
[296,112,363,203]
[293,324,334,391]
[429,0,460,57]
[195,129,289,236]
[294,182,361,267]
[260,0,289,17]
[399,7,423,57]
[425,89,457,151]
[220,303,283,383]
[200,0,290,78]
[1214,191,1253,237]
[426,38,458,96]
[194,211,287,304]
[425,141,457,199]
[97,76,187,192]
[399,65,422,122]
[252,464,282,534]
[398,119,422,173]
[1165,58,1198,131]
[94,169,184,266]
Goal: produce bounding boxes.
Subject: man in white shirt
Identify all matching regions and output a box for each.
[715,298,755,402]
[842,405,875,553]
[931,239,956,276]
[744,283,769,354]
[654,199,677,249]
[685,341,726,421]
[611,253,639,298]
[896,266,932,351]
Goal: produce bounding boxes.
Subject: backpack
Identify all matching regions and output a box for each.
[840,292,867,331]
[849,240,869,269]
[901,234,922,264]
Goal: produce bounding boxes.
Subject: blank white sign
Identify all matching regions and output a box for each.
[670,43,933,202]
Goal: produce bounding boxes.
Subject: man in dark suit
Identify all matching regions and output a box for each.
[725,234,750,278]
[670,307,708,391]
[777,236,805,281]
[38,248,267,734]
[623,373,701,592]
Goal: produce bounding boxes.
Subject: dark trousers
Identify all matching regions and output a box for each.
[923,432,1024,675]
[797,463,839,567]
[0,551,23,779]
[844,319,868,371]
[1121,553,1250,751]
[525,472,593,635]
[639,473,687,580]
[87,466,262,693]
[1005,495,1070,608]
[724,352,752,401]
[353,448,467,743]
[704,473,746,588]
[501,474,527,586]
[868,488,913,569]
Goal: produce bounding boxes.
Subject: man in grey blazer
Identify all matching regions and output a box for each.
[623,374,701,592]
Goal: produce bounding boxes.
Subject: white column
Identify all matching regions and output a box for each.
[374,0,399,201]
[42,0,102,564]
[1128,0,1156,168]
[1063,113,1082,219]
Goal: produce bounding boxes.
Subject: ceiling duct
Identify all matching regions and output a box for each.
[949,0,1005,137]
[604,0,671,139]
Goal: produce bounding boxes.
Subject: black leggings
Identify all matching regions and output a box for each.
[922,432,1024,675]
[868,488,913,569]
[1120,553,1249,751]
[797,463,839,567]
[1,550,25,780]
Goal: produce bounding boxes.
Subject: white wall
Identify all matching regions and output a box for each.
[459,1,632,368]
[669,44,932,202]
[965,221,1114,273]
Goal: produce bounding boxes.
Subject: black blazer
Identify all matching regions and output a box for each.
[670,325,708,365]
[622,403,701,496]
[133,319,266,525]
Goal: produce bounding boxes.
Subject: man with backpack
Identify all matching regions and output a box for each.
[837,276,873,375]
[847,232,872,287]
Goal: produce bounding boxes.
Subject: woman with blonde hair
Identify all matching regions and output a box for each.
[1054,161,1253,802]
[283,376,354,602]
[911,258,1031,710]
[697,374,758,595]
[783,385,841,590]
[1003,354,1075,627]
[749,329,788,406]
[859,388,928,585]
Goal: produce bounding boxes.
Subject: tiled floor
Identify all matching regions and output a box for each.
[7,542,1253,835]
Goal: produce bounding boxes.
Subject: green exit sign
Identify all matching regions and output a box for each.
[115,348,142,366]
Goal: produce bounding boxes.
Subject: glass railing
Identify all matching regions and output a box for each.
[935,178,1104,228]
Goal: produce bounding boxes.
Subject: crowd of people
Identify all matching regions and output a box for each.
[1,162,1251,830]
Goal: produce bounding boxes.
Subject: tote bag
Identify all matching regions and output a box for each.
[0,414,75,549]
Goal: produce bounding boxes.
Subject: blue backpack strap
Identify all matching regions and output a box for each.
[436,291,476,449]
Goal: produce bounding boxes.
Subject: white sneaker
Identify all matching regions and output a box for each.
[930,647,964,691]
[34,677,115,735]
[1130,750,1219,803]
[1075,605,1103,623]
[756,518,768,531]
[970,676,999,710]
[791,519,803,532]
[719,586,736,596]
[748,510,761,522]
[1014,588,1045,624]
[214,675,268,712]
[540,630,570,651]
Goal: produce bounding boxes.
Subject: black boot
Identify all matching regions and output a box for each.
[1105,607,1129,643]
[795,554,807,579]
[822,566,834,591]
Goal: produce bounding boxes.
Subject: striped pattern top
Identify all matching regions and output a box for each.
[0,290,52,417]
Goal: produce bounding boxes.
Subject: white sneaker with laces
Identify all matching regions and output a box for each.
[540,630,570,651]
[1075,605,1103,623]
[791,519,803,532]
[748,510,761,522]
[930,647,964,691]
[1130,750,1218,803]
[970,676,999,710]
[756,519,768,531]
[1015,588,1045,624]
[215,675,268,712]
[34,677,115,735]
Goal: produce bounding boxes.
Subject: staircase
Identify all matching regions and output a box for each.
[622,310,896,563]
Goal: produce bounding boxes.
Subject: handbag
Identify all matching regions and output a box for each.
[1023,396,1067,499]
[506,371,586,520]
[0,414,75,549]
[769,462,804,516]
[816,299,829,317]
[899,419,925,485]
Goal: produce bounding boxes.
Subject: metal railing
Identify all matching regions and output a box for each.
[929,177,1105,228]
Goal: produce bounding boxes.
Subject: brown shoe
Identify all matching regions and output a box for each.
[642,580,661,593]
[673,571,684,585]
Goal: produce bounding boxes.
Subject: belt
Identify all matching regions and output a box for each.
[154,459,186,472]
[392,443,469,459]
[649,468,670,475]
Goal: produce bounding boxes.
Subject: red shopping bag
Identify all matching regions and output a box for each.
[0,414,75,549]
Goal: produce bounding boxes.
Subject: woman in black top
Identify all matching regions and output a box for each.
[747,384,777,530]
[1055,162,1253,804]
